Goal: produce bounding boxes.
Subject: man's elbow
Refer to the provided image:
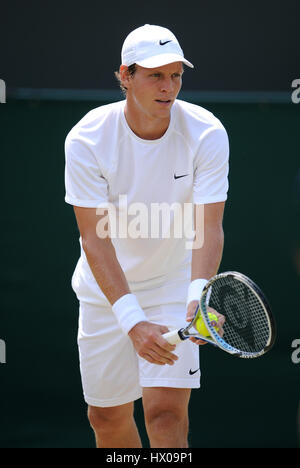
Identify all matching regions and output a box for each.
[81,233,113,258]
[216,225,224,245]
[206,224,224,249]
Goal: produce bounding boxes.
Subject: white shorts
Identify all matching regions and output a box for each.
[77,301,201,408]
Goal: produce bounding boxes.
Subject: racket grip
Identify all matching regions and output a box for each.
[162,330,183,345]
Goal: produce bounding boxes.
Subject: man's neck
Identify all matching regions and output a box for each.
[124,102,170,140]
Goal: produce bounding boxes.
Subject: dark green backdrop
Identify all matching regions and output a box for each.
[0,96,299,448]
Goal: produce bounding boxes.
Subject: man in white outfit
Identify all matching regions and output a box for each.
[65,24,229,448]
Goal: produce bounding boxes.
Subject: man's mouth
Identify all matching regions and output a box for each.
[155,99,172,104]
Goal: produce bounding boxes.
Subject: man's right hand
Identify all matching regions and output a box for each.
[128,321,179,366]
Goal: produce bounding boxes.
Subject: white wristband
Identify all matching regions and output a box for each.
[186,279,208,307]
[112,293,148,334]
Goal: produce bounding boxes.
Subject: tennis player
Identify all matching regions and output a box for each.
[64,24,229,448]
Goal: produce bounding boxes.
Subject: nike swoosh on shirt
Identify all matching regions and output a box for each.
[189,368,200,375]
[174,173,189,180]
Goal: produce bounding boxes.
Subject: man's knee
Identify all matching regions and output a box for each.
[145,407,188,432]
[88,403,134,434]
[143,388,190,440]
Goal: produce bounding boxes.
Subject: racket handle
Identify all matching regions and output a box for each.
[162,329,183,345]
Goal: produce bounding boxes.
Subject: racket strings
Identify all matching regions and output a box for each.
[208,276,271,353]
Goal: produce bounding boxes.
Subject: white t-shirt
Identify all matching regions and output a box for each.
[65,99,229,305]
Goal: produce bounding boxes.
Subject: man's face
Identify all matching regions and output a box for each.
[122,62,184,120]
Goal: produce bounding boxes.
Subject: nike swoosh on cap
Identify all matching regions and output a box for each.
[159,40,172,46]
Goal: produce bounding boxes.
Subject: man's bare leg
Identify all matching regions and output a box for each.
[143,387,191,448]
[88,402,142,448]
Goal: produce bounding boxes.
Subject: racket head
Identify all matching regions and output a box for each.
[199,271,276,358]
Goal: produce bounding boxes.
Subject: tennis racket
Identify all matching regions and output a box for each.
[163,271,276,359]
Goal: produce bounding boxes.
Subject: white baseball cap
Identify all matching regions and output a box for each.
[121,24,194,69]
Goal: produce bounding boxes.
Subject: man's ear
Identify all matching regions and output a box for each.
[119,65,132,90]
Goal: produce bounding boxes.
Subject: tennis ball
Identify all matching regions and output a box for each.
[195,312,219,337]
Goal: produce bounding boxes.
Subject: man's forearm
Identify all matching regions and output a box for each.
[191,225,224,281]
[82,236,130,305]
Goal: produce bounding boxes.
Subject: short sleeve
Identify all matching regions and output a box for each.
[64,135,109,208]
[193,126,229,204]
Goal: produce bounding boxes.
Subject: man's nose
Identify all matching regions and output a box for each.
[159,78,173,93]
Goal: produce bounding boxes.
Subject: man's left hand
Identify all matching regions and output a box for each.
[186,300,225,345]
